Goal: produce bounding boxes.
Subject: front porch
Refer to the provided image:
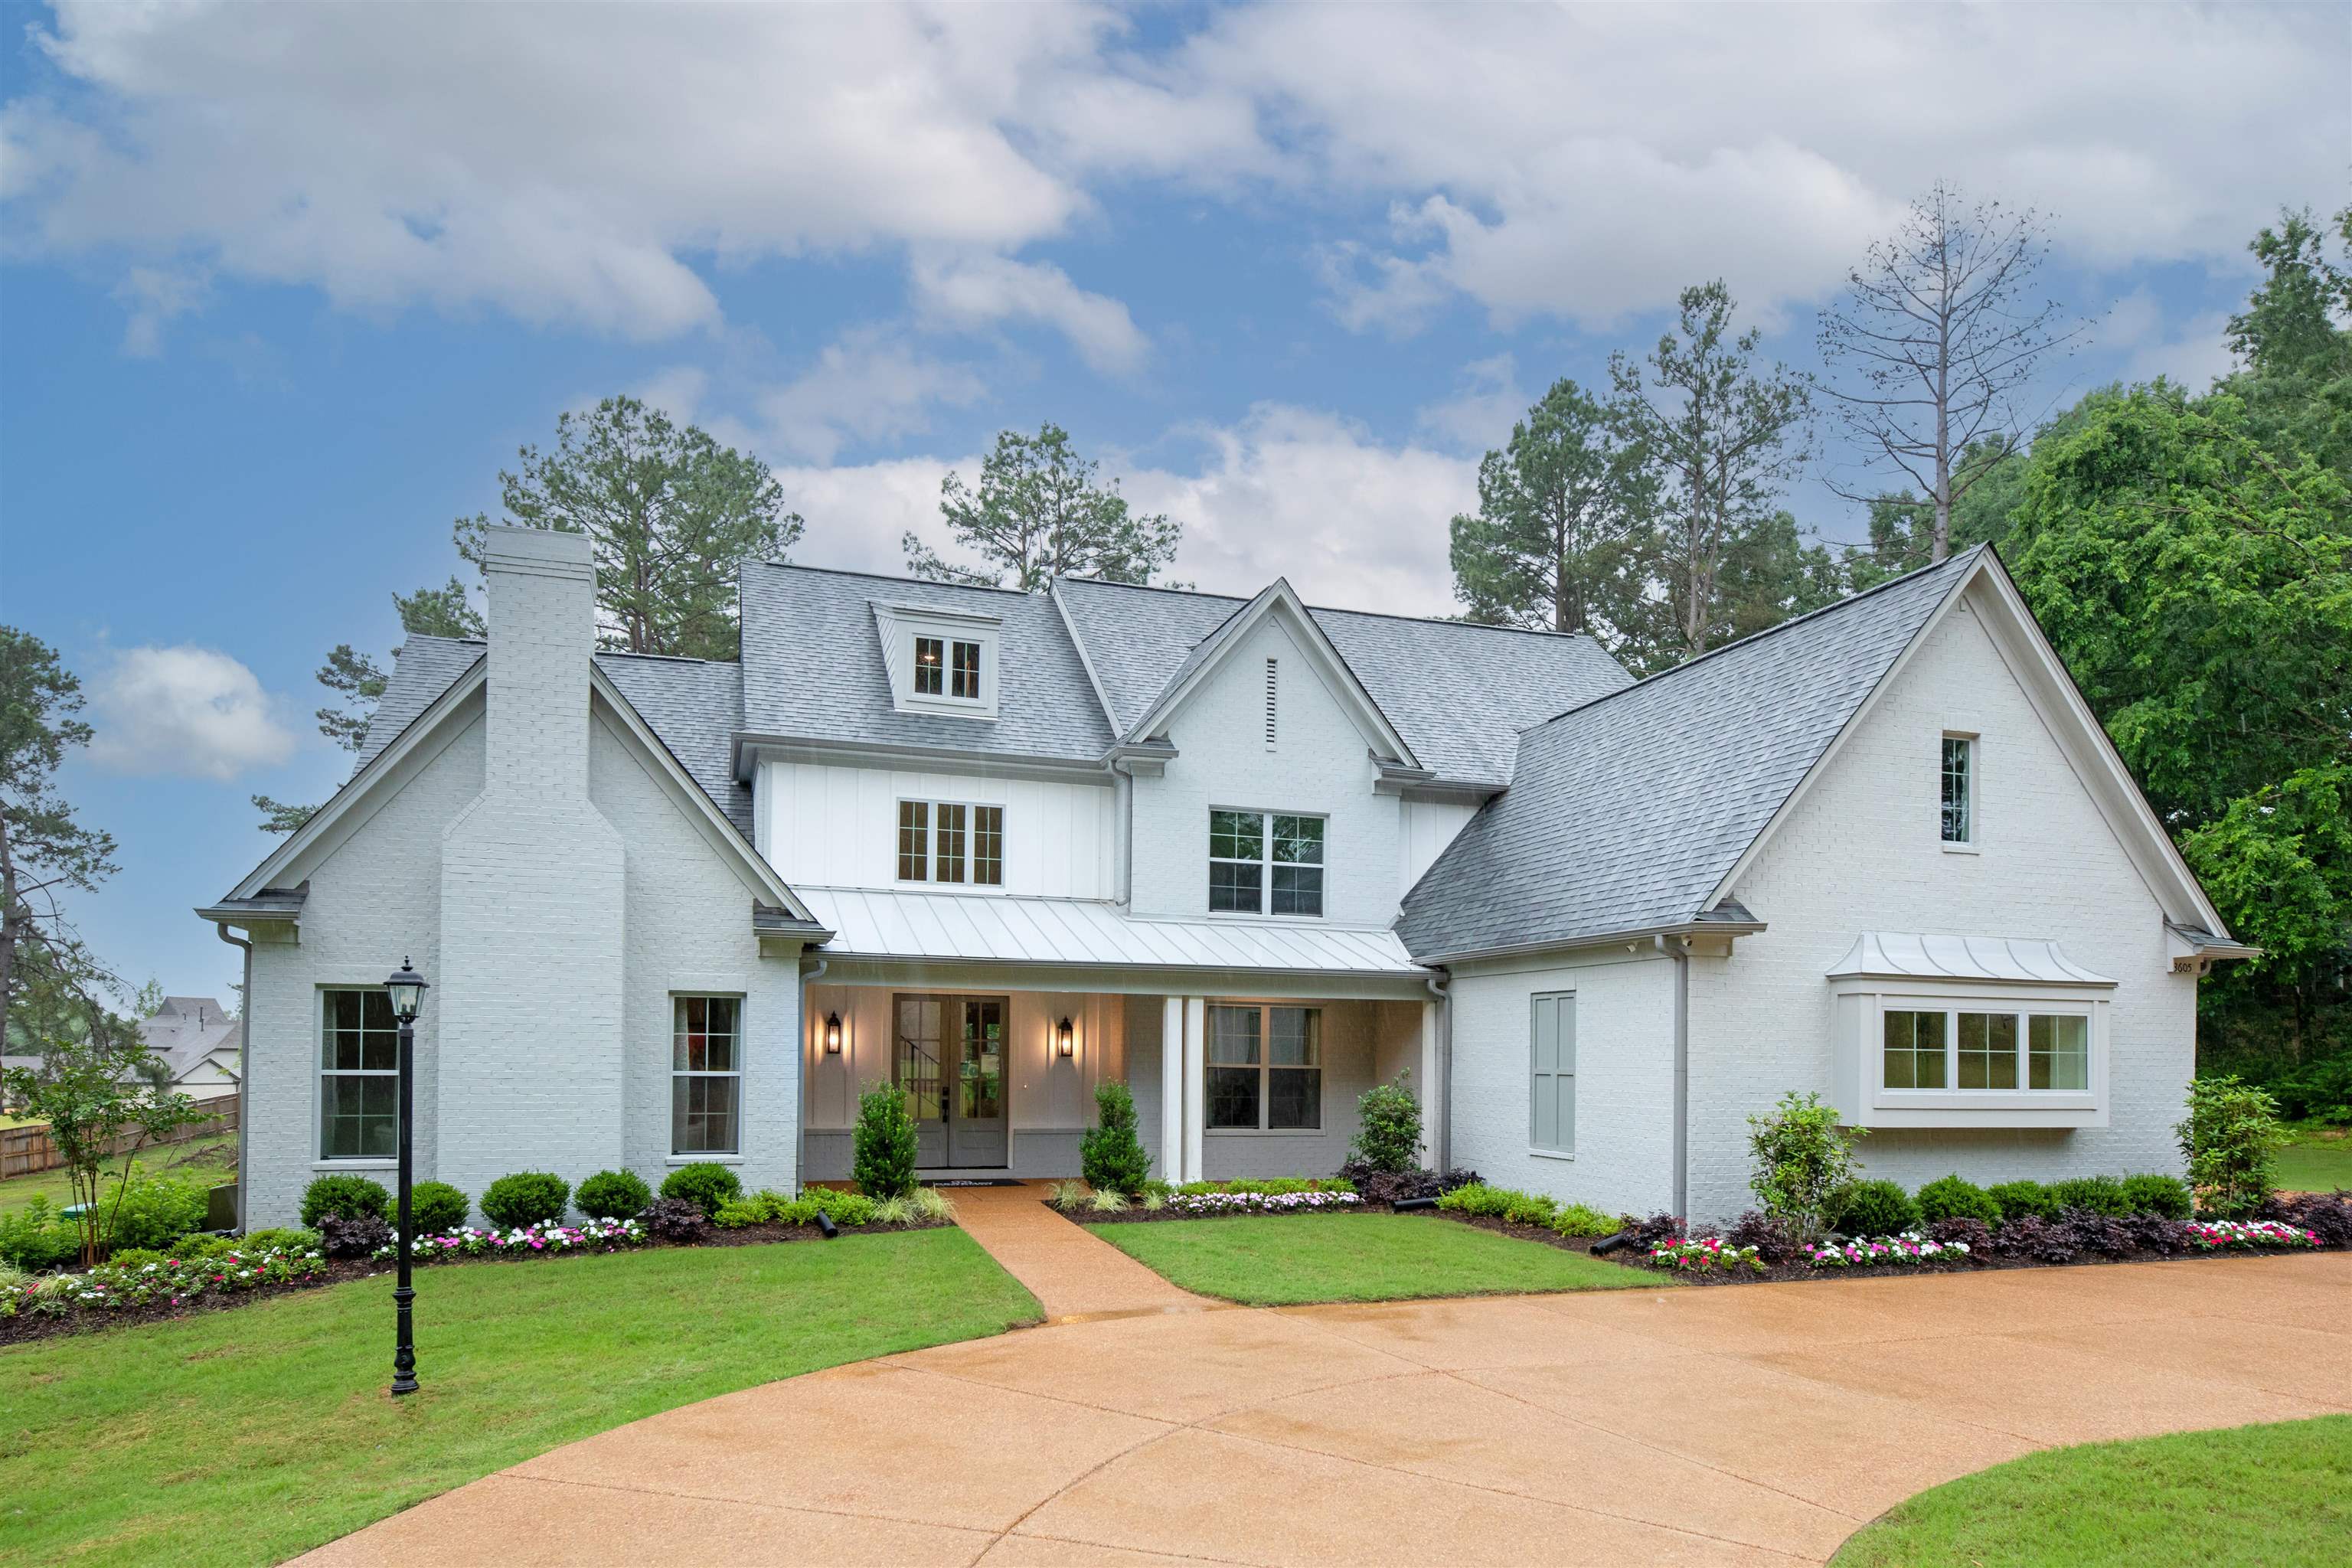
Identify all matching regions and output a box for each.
[800,978,1440,1184]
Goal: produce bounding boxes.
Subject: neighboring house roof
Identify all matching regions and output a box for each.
[1053,576,1632,786]
[1397,550,1990,962]
[796,886,1425,976]
[138,997,244,1083]
[740,565,1117,763]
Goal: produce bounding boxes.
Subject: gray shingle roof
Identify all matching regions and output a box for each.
[354,636,483,771]
[740,565,1116,761]
[1396,548,1986,962]
[1052,577,1632,786]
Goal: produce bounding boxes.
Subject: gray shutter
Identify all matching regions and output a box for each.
[1530,993,1576,1153]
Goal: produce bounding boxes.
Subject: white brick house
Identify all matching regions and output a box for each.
[204,529,2249,1227]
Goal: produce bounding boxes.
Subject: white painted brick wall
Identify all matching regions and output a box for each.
[1129,612,1404,923]
[1684,593,2199,1221]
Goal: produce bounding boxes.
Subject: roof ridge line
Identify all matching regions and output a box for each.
[1060,572,1615,645]
[749,560,1034,597]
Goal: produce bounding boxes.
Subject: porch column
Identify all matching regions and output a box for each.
[1160,995,1185,1182]
[1183,997,1206,1183]
[1419,999,1442,1170]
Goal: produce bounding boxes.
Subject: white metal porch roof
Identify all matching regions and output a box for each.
[1826,932,2118,987]
[797,887,1429,976]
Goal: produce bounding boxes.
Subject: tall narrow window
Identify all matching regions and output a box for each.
[934,802,968,884]
[951,639,982,699]
[1530,992,1575,1154]
[1207,809,1325,916]
[897,800,930,880]
[1267,1006,1321,1129]
[1265,658,1279,748]
[914,635,946,696]
[672,995,740,1155]
[1941,735,1973,844]
[972,805,1004,886]
[319,988,398,1160]
[1206,1004,1262,1129]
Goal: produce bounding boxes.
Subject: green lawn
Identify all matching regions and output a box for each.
[1086,1212,1660,1305]
[0,1131,238,1217]
[1832,1415,2352,1566]
[2278,1125,2352,1194]
[2,1227,1040,1566]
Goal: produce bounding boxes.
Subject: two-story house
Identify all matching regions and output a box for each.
[203,526,2249,1228]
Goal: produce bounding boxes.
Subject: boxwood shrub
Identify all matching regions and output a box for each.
[480,1171,570,1230]
[1987,1180,2061,1223]
[299,1173,392,1228]
[102,1178,211,1253]
[1828,1178,1919,1238]
[2050,1174,2132,1217]
[2120,1172,2194,1220]
[659,1161,742,1218]
[1914,1174,2002,1227]
[575,1168,653,1221]
[407,1181,470,1233]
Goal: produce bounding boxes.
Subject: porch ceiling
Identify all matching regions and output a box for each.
[797,887,1429,978]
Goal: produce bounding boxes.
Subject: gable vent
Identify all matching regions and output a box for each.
[1265,658,1279,749]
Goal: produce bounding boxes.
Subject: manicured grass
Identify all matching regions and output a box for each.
[1086,1212,1660,1305]
[0,1132,237,1217]
[1833,1415,2352,1567]
[2278,1125,2352,1194]
[1,1227,1040,1566]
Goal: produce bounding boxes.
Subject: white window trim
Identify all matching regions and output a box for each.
[874,603,1001,720]
[317,985,399,1165]
[894,797,1007,890]
[1202,1001,1327,1135]
[1941,731,1979,854]
[1206,807,1328,920]
[671,993,746,1158]
[1831,981,2109,1129]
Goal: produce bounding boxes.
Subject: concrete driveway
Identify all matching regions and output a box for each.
[305,1219,2350,1567]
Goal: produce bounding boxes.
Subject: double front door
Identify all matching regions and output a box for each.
[893,995,1008,1168]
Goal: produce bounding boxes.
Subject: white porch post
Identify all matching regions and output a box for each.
[1160,995,1185,1182]
[1419,999,1442,1168]
[1183,997,1207,1183]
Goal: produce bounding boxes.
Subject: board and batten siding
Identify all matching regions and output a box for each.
[1400,799,1479,894]
[756,760,1116,897]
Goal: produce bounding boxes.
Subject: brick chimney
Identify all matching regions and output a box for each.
[477,526,595,795]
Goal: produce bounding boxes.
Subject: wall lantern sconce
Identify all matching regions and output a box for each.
[1057,1016,1075,1057]
[824,1012,843,1054]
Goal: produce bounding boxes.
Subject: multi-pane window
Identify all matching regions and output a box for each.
[913,635,982,700]
[1885,1008,2089,1093]
[673,995,740,1155]
[1205,1004,1321,1130]
[897,799,1004,886]
[1941,735,1973,844]
[1207,810,1325,916]
[320,988,398,1160]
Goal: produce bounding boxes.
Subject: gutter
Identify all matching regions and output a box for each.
[1413,913,1768,969]
[214,922,252,1233]
[1425,970,1451,1171]
[1661,933,1690,1220]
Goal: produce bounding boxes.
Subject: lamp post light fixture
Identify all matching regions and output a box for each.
[1057,1016,1075,1057]
[384,958,428,1397]
[824,1012,843,1054]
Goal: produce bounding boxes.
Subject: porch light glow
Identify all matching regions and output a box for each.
[1057,1016,1074,1056]
[824,1011,843,1054]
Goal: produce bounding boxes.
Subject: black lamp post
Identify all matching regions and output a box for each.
[384,958,428,1397]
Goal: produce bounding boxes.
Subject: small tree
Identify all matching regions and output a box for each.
[2,1032,204,1266]
[1080,1082,1152,1196]
[1348,1073,1423,1174]
[853,1082,919,1200]
[1746,1090,1864,1245]
[2176,1075,2285,1218]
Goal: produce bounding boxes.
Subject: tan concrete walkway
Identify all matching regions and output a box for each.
[305,1243,2352,1568]
[945,1183,1208,1320]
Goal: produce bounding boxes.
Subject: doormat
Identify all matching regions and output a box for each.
[923,1178,1027,1187]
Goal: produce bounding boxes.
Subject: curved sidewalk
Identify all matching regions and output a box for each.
[305,1210,2352,1567]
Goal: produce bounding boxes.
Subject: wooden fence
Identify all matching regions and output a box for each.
[0,1093,240,1181]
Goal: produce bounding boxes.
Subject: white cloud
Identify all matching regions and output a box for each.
[910,253,1148,374]
[1415,353,1528,453]
[776,454,982,578]
[754,330,990,465]
[111,264,207,356]
[2104,290,2239,391]
[84,645,298,780]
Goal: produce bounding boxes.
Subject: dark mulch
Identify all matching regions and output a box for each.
[1583,1235,2326,1287]
[1,1219,951,1347]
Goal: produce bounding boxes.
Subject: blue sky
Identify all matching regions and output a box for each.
[1,0,2345,1004]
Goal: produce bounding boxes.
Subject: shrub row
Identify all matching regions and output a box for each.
[289,1161,748,1257]
[1435,1182,1618,1238]
[1,1241,327,1321]
[713,1186,955,1229]
[1822,1171,2197,1240]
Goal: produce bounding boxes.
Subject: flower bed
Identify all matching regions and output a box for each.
[372,1217,646,1263]
[2,1243,328,1337]
[1802,1232,1972,1269]
[1650,1236,1763,1273]
[2186,1219,2322,1251]
[1162,1189,1363,1217]
[1048,1175,1373,1223]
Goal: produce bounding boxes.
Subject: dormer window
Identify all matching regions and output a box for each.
[874,603,1000,719]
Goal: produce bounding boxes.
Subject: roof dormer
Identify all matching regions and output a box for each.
[873,601,1001,720]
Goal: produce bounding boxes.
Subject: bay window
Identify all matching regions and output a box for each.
[1878,1006,2092,1102]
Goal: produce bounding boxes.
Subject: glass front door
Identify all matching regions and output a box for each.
[893,994,1010,1168]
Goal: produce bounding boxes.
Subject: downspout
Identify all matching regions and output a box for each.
[1424,971,1450,1172]
[215,922,252,1232]
[1660,934,1690,1219]
[797,956,827,1195]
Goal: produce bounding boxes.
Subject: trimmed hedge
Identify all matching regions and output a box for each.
[1915,1174,2002,1227]
[480,1171,570,1230]
[299,1174,391,1228]
[1828,1178,1919,1238]
[407,1181,470,1234]
[659,1162,742,1218]
[575,1169,653,1221]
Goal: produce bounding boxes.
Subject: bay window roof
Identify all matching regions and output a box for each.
[1827,932,2117,988]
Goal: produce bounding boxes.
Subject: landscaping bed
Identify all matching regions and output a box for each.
[1043,1176,1373,1223]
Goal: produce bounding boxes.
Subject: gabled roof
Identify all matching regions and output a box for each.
[1398,546,2235,963]
[1398,550,1984,962]
[1112,578,1420,767]
[1052,576,1632,786]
